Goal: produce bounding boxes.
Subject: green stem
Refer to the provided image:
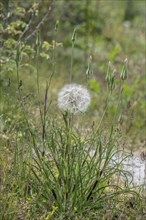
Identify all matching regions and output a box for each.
[113,79,124,125]
[70,41,75,83]
[70,28,77,83]
[36,50,40,95]
[96,85,111,132]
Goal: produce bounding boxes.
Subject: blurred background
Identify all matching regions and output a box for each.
[1,0,145,150]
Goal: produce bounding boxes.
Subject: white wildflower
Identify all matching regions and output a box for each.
[58,83,91,114]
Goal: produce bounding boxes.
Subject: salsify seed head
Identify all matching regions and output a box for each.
[58,83,91,114]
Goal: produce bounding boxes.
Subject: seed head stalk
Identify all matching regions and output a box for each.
[35,31,45,155]
[36,31,41,95]
[113,59,128,126]
[47,20,58,90]
[113,79,124,125]
[36,50,40,95]
[96,62,113,131]
[63,111,77,212]
[70,28,77,83]
[42,22,58,155]
[86,55,93,85]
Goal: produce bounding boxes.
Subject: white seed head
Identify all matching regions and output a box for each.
[58,84,91,114]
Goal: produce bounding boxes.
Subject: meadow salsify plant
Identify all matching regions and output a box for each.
[28,61,139,219]
[30,115,138,219]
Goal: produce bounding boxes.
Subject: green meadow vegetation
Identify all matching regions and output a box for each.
[0,0,146,219]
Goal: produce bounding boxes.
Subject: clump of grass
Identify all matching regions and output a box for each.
[30,117,139,219]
